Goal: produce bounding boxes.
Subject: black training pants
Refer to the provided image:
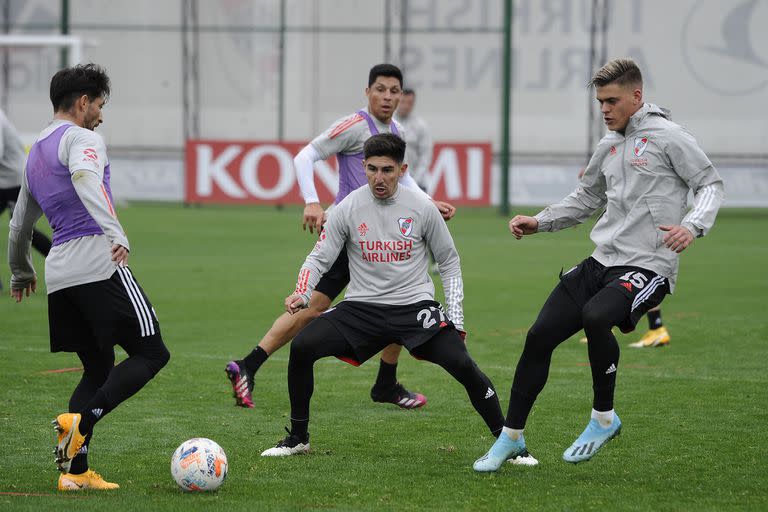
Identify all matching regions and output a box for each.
[288,317,504,435]
[505,282,631,429]
[68,333,169,470]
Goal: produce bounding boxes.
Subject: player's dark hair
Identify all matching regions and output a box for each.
[364,133,406,164]
[402,88,415,96]
[589,58,642,89]
[50,63,111,112]
[368,64,403,88]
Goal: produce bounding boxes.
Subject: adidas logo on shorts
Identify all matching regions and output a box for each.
[484,387,495,399]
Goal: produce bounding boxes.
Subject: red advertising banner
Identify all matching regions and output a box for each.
[185,140,492,205]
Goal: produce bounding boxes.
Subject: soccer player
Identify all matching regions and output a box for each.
[395,89,433,191]
[0,108,52,288]
[226,64,455,410]
[260,133,502,456]
[473,58,724,471]
[8,64,170,490]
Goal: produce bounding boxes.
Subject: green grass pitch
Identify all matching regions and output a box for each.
[1,205,767,511]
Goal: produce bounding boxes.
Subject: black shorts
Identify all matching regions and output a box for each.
[314,248,350,300]
[320,300,456,365]
[48,266,161,353]
[559,257,669,333]
[0,185,20,215]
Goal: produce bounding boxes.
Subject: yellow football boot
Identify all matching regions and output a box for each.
[52,413,86,472]
[58,470,119,491]
[629,326,670,348]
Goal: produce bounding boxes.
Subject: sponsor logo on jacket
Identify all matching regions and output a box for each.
[359,240,413,263]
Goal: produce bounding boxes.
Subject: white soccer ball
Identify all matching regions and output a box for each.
[170,438,228,492]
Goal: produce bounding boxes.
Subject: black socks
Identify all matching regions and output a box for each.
[243,346,269,374]
[374,360,398,390]
[648,309,663,329]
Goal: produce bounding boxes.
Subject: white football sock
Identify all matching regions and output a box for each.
[592,408,615,428]
[502,426,524,441]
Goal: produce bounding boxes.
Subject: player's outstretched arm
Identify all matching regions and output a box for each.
[294,144,325,233]
[533,146,608,233]
[508,215,539,240]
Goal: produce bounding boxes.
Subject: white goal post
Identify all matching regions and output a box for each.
[0,34,84,67]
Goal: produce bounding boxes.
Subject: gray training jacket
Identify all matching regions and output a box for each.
[534,103,724,291]
[294,184,465,330]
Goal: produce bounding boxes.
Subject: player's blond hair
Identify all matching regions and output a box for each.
[589,58,642,89]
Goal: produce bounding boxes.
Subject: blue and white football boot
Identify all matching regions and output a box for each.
[473,433,529,472]
[562,414,622,463]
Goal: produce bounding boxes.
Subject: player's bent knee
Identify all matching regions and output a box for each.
[432,347,476,379]
[143,336,171,376]
[308,292,332,315]
[147,351,169,377]
[447,360,477,385]
[521,324,561,359]
[78,350,115,385]
[155,344,171,372]
[308,302,328,314]
[287,310,321,337]
[305,307,324,321]
[289,330,317,363]
[83,367,112,387]
[524,324,546,347]
[581,303,612,331]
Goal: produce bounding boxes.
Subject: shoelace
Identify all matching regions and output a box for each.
[276,427,304,448]
[392,382,412,399]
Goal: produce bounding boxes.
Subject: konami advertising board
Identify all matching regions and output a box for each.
[185,140,492,205]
